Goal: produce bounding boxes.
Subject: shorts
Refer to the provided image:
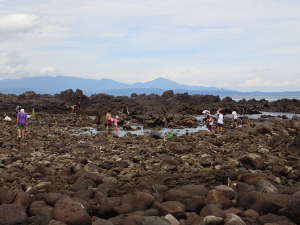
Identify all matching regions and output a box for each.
[18,124,26,129]
[217,123,223,127]
[106,120,113,127]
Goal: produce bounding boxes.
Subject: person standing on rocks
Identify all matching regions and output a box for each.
[17,109,27,139]
[207,114,215,133]
[16,105,21,113]
[105,111,113,133]
[232,110,239,128]
[202,110,210,126]
[217,110,224,132]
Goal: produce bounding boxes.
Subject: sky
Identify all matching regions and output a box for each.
[0,0,300,92]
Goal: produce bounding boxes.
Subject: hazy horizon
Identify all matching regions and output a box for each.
[1,0,300,92]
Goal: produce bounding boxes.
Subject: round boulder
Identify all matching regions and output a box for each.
[53,198,91,225]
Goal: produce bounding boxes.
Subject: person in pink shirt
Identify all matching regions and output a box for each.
[112,115,120,129]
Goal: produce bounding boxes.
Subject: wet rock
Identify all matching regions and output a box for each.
[53,198,92,225]
[0,204,27,225]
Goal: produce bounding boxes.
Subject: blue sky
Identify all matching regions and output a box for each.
[0,0,300,91]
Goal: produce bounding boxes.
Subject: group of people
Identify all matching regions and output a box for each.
[105,111,120,132]
[9,103,241,139]
[202,109,240,132]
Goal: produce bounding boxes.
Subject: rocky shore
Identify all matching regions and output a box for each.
[0,110,299,225]
[1,90,300,117]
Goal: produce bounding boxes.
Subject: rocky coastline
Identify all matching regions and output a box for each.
[0,90,300,225]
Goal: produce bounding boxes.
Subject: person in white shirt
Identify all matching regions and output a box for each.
[217,111,224,132]
[232,111,238,128]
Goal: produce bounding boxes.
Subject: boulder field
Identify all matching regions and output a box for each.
[0,111,299,225]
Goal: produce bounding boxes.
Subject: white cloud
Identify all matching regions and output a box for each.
[0,14,38,32]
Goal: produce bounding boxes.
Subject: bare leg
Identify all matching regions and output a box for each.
[17,129,21,138]
[22,129,25,139]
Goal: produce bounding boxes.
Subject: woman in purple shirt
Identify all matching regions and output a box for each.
[17,109,27,139]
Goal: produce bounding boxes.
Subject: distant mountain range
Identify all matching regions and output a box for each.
[0,76,299,100]
[0,76,231,94]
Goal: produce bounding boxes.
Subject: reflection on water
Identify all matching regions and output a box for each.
[73,125,208,137]
[197,112,300,120]
[244,112,300,119]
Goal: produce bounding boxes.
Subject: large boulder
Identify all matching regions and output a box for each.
[53,198,91,225]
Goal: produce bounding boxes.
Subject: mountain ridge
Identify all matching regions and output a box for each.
[0,76,299,98]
